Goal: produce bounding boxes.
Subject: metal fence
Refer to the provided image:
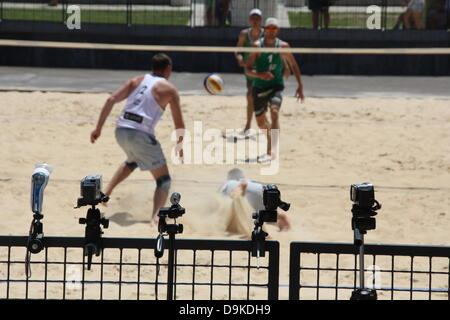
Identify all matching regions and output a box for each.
[0,236,279,300]
[2,235,450,300]
[289,242,450,300]
[0,0,448,29]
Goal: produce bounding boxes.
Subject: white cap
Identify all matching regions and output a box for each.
[265,17,280,28]
[249,8,262,17]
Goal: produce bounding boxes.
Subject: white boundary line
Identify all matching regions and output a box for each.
[0,39,449,54]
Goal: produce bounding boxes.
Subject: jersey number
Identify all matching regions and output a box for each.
[133,85,148,106]
[267,55,276,71]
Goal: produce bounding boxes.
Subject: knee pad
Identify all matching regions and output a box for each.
[124,161,138,171]
[156,174,171,192]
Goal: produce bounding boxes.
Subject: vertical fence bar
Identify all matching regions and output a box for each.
[228,250,232,300]
[353,253,357,291]
[25,248,29,299]
[119,248,123,300]
[267,242,279,300]
[410,256,414,300]
[6,246,11,299]
[210,250,215,300]
[62,247,67,300]
[288,243,300,300]
[191,0,195,28]
[371,255,376,289]
[100,249,104,300]
[192,250,196,300]
[137,249,141,301]
[428,257,432,300]
[382,0,388,30]
[174,249,178,300]
[44,247,48,299]
[316,253,320,300]
[390,255,394,300]
[126,0,131,26]
[81,249,85,300]
[246,251,251,300]
[155,257,159,300]
[335,254,339,300]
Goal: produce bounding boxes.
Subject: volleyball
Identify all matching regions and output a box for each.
[203,73,224,95]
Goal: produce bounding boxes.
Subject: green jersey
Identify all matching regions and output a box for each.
[252,38,284,88]
[242,28,264,62]
[243,28,264,80]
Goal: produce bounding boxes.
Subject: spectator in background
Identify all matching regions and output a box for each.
[308,0,331,29]
[206,0,231,26]
[403,0,426,29]
[427,0,450,29]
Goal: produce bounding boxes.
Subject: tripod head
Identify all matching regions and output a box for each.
[155,193,185,259]
[350,182,381,245]
[251,184,290,258]
[75,175,109,270]
[78,204,109,270]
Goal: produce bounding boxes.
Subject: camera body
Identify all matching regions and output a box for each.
[76,175,108,208]
[350,182,381,235]
[254,184,290,226]
[263,184,291,212]
[350,182,375,208]
[30,165,51,215]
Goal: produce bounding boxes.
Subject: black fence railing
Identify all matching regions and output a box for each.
[0,0,448,30]
[0,236,279,300]
[289,242,450,300]
[2,236,450,300]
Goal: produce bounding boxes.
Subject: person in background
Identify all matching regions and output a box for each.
[403,0,426,29]
[308,0,331,30]
[206,0,232,26]
[235,8,264,134]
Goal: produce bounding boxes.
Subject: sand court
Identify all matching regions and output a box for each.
[0,91,449,299]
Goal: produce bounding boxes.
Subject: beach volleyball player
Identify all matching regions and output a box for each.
[90,53,185,227]
[246,18,305,159]
[235,8,264,134]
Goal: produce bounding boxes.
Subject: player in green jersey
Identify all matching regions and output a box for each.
[245,17,305,160]
[235,8,264,134]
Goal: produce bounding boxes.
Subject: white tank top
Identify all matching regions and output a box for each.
[116,74,165,135]
[220,179,265,211]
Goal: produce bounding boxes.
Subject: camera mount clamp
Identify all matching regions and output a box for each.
[251,185,290,268]
[76,192,109,271]
[27,213,45,255]
[154,192,185,300]
[251,210,276,259]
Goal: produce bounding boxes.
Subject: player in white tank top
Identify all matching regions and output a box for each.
[90,53,185,228]
[116,73,165,136]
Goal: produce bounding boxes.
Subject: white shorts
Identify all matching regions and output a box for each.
[115,127,166,171]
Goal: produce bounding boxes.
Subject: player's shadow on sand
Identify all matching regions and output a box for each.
[109,212,149,226]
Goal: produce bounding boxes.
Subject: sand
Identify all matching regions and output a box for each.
[0,91,449,300]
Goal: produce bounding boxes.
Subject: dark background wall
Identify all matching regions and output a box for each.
[0,21,449,75]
